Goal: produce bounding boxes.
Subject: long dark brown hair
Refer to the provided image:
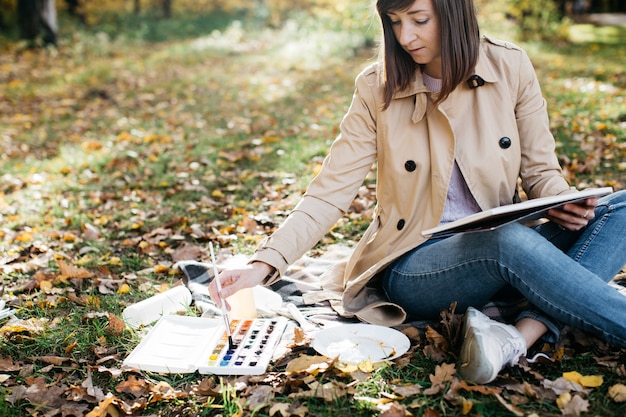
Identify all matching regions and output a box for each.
[376,0,480,109]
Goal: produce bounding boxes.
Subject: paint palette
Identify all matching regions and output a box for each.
[123,315,288,375]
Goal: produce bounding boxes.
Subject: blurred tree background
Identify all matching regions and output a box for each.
[0,0,624,46]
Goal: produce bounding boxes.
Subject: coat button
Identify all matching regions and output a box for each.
[397,219,405,230]
[499,137,512,149]
[404,160,417,172]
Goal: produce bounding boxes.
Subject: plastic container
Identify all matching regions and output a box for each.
[226,287,257,319]
[122,285,192,329]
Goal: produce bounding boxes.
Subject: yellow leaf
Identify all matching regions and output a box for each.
[212,189,225,198]
[461,397,473,415]
[579,375,603,388]
[15,232,32,242]
[154,264,169,274]
[334,362,358,373]
[358,358,374,373]
[81,140,103,151]
[40,280,53,292]
[556,392,571,409]
[109,257,122,266]
[65,341,78,354]
[86,296,100,308]
[117,283,131,294]
[562,371,583,384]
[608,384,626,402]
[562,371,603,388]
[63,233,78,242]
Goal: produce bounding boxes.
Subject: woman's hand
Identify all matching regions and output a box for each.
[208,261,274,309]
[546,197,598,231]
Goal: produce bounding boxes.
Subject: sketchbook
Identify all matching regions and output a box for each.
[421,187,613,237]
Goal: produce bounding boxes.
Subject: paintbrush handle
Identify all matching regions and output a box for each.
[210,244,232,339]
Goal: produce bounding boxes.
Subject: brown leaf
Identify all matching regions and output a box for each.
[115,375,148,398]
[56,259,92,279]
[0,356,21,372]
[247,384,274,411]
[83,223,101,240]
[269,401,309,417]
[424,363,456,396]
[285,354,334,376]
[422,408,441,417]
[560,394,589,416]
[85,394,119,417]
[423,326,449,361]
[391,383,422,398]
[12,378,68,410]
[59,402,91,417]
[107,313,125,335]
[82,368,106,402]
[32,356,70,366]
[171,244,207,262]
[192,377,221,396]
[495,393,525,417]
[457,379,502,395]
[430,363,456,385]
[289,381,346,402]
[379,402,409,417]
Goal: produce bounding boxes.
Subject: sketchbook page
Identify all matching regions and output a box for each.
[421,187,613,237]
[122,315,222,374]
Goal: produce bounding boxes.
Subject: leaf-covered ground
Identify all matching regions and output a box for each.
[1,6,626,417]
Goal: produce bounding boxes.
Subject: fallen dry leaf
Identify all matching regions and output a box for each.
[31,356,70,366]
[289,380,347,402]
[422,408,441,417]
[495,393,525,416]
[285,354,333,376]
[0,356,21,372]
[107,313,125,335]
[247,384,274,411]
[379,401,409,417]
[425,363,456,395]
[608,383,626,402]
[560,393,589,416]
[269,401,309,417]
[562,370,603,388]
[56,259,92,279]
[115,375,148,398]
[391,383,422,398]
[85,394,119,417]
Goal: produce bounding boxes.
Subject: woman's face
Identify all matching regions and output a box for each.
[386,0,442,78]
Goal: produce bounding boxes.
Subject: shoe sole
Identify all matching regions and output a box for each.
[457,308,498,384]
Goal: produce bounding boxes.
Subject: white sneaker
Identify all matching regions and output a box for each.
[458,307,527,384]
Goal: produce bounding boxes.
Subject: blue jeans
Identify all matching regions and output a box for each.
[382,190,626,347]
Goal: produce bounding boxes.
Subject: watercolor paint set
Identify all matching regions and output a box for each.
[123,315,288,375]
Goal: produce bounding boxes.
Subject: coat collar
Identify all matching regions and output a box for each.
[392,37,500,123]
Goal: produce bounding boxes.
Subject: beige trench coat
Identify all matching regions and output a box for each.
[251,36,572,326]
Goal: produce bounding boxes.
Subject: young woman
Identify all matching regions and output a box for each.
[210,0,626,384]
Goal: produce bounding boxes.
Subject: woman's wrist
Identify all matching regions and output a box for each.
[252,261,276,285]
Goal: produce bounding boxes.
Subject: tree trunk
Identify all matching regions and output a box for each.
[17,0,40,41]
[162,0,171,18]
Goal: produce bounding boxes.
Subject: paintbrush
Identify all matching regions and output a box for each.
[210,243,235,350]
